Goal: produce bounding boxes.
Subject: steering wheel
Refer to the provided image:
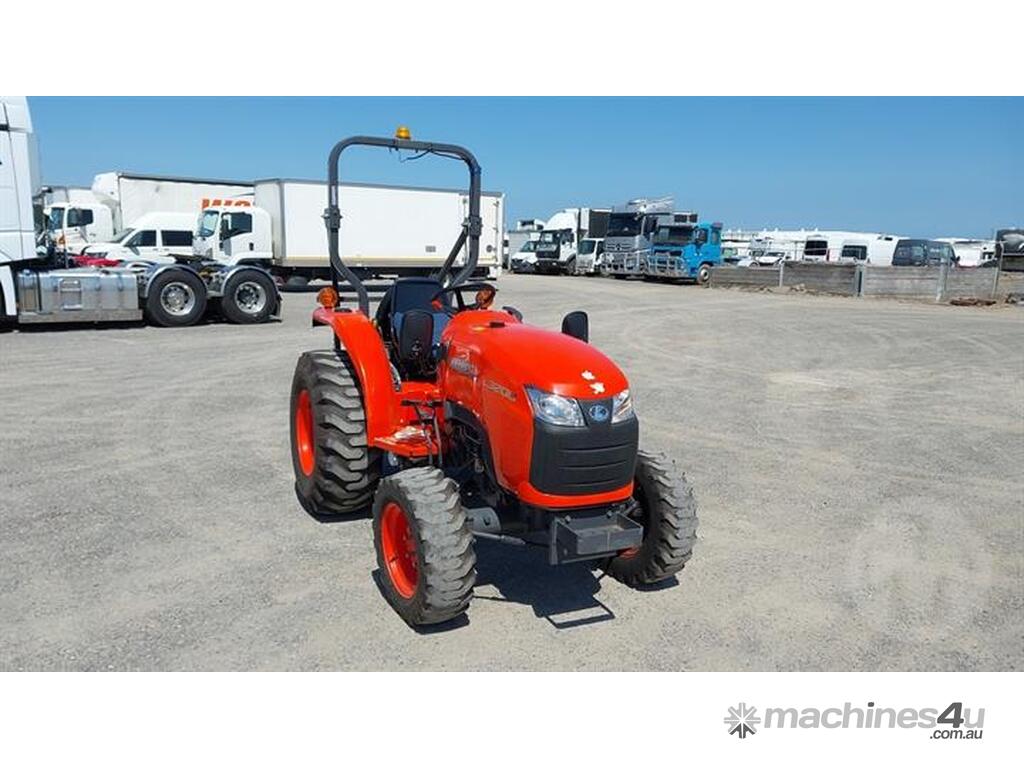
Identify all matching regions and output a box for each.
[430,282,499,312]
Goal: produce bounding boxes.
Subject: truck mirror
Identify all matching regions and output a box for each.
[561,310,589,343]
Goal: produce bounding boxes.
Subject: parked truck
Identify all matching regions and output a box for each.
[530,207,610,275]
[645,217,724,283]
[504,218,544,268]
[194,178,505,284]
[0,96,279,329]
[603,197,680,278]
[46,171,253,257]
[995,229,1024,272]
[43,185,114,255]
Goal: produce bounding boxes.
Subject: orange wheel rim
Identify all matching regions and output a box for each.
[295,389,315,476]
[381,501,419,599]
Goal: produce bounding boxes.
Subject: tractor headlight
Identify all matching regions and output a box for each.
[526,387,584,427]
[612,388,635,423]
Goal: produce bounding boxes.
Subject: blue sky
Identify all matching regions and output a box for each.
[30,97,1022,238]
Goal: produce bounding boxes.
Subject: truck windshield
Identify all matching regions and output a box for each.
[47,207,64,231]
[198,210,220,238]
[518,240,538,253]
[579,239,597,255]
[606,213,640,237]
[538,231,560,243]
[112,228,136,244]
[653,226,694,245]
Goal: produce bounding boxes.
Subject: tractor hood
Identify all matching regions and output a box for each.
[443,312,629,400]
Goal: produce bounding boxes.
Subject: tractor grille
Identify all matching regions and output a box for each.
[529,405,638,496]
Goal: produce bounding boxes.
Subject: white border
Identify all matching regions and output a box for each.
[6,1,1022,95]
[2,672,1017,765]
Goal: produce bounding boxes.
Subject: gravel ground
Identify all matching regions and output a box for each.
[1,274,1021,671]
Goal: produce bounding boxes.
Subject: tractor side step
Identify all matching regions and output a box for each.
[549,512,642,565]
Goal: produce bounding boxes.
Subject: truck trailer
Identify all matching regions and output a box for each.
[194,178,505,284]
[1,96,278,329]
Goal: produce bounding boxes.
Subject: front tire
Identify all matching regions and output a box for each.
[373,467,476,626]
[605,450,698,586]
[696,263,712,285]
[290,350,381,515]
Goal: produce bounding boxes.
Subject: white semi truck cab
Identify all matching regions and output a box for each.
[194,204,273,266]
[44,191,115,255]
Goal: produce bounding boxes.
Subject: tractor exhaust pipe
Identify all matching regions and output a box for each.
[324,132,483,317]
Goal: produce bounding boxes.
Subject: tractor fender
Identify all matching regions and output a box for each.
[313,307,398,441]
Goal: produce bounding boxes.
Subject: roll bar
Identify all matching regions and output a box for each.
[324,135,482,316]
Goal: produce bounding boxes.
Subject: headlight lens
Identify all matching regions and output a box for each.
[526,387,584,427]
[612,388,634,423]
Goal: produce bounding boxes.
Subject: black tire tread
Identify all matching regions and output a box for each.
[606,450,698,586]
[373,467,476,626]
[293,350,381,515]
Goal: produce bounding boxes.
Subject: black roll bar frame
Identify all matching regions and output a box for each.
[324,135,483,317]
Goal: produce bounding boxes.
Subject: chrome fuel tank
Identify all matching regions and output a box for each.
[17,268,143,323]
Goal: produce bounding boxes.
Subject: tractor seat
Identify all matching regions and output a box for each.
[376,277,452,355]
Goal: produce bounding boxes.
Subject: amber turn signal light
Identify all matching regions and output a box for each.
[317,287,339,308]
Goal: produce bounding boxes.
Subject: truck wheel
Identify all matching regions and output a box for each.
[372,467,476,626]
[222,269,276,324]
[605,450,698,586]
[697,263,712,285]
[562,257,575,275]
[290,350,381,515]
[144,268,208,327]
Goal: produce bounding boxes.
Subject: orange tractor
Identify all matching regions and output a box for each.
[290,130,697,626]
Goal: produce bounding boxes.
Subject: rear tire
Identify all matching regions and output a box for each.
[221,268,276,324]
[290,350,381,515]
[372,467,476,626]
[605,450,698,586]
[144,269,207,327]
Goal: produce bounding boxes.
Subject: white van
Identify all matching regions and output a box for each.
[78,212,197,265]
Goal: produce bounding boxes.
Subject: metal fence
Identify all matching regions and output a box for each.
[708,262,1024,303]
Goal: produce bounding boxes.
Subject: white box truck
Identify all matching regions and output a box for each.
[44,172,254,257]
[1,96,278,329]
[194,179,505,284]
[91,171,254,234]
[530,207,611,275]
